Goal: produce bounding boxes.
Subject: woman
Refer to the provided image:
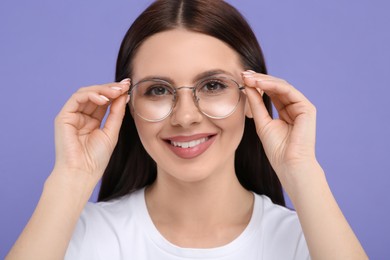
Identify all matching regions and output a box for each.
[7,0,367,259]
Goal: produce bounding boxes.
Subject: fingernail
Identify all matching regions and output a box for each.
[99,95,110,102]
[111,86,123,91]
[242,70,256,75]
[126,95,130,104]
[120,78,131,83]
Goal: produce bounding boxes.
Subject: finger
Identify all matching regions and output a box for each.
[242,71,314,121]
[244,86,273,134]
[59,91,110,120]
[256,79,317,125]
[251,80,296,124]
[79,81,130,113]
[61,79,131,115]
[75,96,107,118]
[77,79,131,95]
[242,72,307,106]
[88,103,109,122]
[79,84,126,118]
[101,93,128,143]
[88,83,130,122]
[86,79,130,119]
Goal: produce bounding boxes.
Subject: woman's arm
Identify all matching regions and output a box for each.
[6,170,96,260]
[242,71,368,260]
[6,80,130,260]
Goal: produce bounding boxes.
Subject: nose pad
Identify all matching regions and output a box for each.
[170,88,203,127]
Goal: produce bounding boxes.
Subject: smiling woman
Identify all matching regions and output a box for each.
[6,0,367,259]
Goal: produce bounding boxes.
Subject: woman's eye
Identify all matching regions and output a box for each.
[200,81,228,94]
[145,85,172,96]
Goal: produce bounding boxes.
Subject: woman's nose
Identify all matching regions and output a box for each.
[169,88,203,127]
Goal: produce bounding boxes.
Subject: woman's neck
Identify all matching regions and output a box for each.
[145,169,254,248]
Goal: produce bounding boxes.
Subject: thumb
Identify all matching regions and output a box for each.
[101,94,128,145]
[245,86,273,136]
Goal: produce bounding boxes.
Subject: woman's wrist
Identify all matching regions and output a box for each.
[46,167,98,207]
[278,159,326,202]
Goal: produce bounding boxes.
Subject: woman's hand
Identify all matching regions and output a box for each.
[6,79,131,260]
[242,71,368,259]
[242,71,317,187]
[53,79,130,184]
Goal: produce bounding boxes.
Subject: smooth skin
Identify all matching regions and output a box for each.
[132,30,254,249]
[6,29,367,259]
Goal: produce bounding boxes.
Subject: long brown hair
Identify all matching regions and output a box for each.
[98,0,285,206]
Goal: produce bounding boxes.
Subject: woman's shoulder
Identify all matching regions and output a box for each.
[254,193,300,228]
[65,189,145,259]
[251,193,308,258]
[82,188,144,222]
[256,193,296,215]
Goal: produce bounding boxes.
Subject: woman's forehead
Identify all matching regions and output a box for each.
[131,29,243,83]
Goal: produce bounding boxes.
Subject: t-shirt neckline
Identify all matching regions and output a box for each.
[134,188,263,258]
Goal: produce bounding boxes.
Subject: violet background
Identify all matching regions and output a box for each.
[1,0,389,258]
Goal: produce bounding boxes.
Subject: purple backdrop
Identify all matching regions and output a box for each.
[1,0,389,258]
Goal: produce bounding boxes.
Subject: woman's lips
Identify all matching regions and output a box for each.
[171,137,209,148]
[164,134,216,159]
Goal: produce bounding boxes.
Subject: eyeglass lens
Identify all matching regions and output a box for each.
[130,77,242,122]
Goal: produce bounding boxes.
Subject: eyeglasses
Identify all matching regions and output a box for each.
[128,77,245,122]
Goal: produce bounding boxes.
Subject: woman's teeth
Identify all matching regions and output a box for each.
[171,137,209,148]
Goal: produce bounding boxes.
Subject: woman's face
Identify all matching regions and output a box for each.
[131,29,247,183]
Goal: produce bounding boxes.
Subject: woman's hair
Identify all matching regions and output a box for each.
[98,0,285,206]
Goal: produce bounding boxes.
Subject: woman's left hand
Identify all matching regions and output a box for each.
[242,71,368,260]
[242,71,318,187]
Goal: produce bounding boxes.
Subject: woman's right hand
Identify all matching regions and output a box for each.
[53,79,130,184]
[6,79,131,260]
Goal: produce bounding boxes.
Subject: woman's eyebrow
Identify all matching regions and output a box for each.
[193,69,234,82]
[136,69,234,84]
[139,76,173,83]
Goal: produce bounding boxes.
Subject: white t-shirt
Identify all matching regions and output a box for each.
[65,188,310,259]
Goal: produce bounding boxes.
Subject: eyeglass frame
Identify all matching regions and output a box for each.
[127,76,245,122]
